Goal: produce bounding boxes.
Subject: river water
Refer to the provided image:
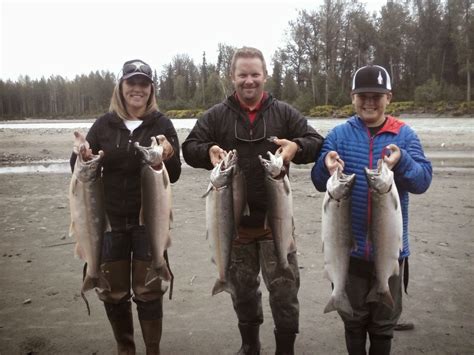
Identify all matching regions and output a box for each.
[1,117,473,174]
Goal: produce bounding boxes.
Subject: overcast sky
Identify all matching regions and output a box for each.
[1,0,384,81]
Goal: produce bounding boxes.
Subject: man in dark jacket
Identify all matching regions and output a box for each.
[182,47,323,355]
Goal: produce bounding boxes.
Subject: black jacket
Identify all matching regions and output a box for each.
[70,111,181,219]
[182,94,323,228]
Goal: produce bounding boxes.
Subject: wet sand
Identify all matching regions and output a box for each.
[0,120,473,354]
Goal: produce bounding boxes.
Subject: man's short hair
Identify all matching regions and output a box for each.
[230,47,268,77]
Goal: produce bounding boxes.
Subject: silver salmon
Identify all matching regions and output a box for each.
[134,136,173,286]
[259,151,295,281]
[69,144,110,315]
[321,168,356,317]
[204,150,237,296]
[365,159,403,309]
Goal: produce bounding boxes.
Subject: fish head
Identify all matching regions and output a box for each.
[327,167,356,200]
[210,150,235,188]
[365,159,393,194]
[134,136,164,166]
[259,151,284,178]
[75,145,104,182]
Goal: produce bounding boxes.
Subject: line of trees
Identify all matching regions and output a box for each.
[1,0,472,119]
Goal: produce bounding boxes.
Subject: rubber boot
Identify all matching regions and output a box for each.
[274,329,296,355]
[104,301,136,355]
[368,334,391,355]
[139,318,163,355]
[344,330,367,355]
[236,323,261,355]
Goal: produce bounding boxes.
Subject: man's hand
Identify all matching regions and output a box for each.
[156,135,174,161]
[73,131,93,161]
[383,144,401,170]
[209,145,227,166]
[325,151,344,176]
[273,138,299,164]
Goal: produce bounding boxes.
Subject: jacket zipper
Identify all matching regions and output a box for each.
[366,132,374,260]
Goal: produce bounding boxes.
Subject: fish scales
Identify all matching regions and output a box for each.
[321,169,356,317]
[365,159,403,309]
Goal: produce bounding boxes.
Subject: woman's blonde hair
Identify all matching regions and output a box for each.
[109,80,158,120]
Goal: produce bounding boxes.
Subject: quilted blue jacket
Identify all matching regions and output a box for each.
[311,115,432,260]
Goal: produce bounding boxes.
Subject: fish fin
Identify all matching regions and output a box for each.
[263,214,269,230]
[322,196,330,214]
[323,267,330,280]
[270,266,296,287]
[211,279,233,296]
[283,177,291,195]
[139,207,145,225]
[243,203,250,216]
[202,184,213,198]
[69,221,75,238]
[351,237,358,252]
[170,209,174,224]
[366,286,395,310]
[81,275,98,294]
[323,297,337,314]
[326,292,353,317]
[390,192,399,210]
[104,214,112,232]
[81,291,91,316]
[162,171,169,188]
[145,266,171,285]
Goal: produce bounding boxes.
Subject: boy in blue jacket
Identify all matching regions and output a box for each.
[311,65,432,354]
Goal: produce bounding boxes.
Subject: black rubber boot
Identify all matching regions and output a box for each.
[104,301,136,355]
[344,329,367,355]
[236,323,261,355]
[274,329,296,355]
[369,334,391,355]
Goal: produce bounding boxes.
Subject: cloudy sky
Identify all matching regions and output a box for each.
[1,0,384,81]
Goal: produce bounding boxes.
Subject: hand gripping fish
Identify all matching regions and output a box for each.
[134,136,173,290]
[321,168,356,317]
[258,151,296,282]
[69,144,110,315]
[365,159,403,309]
[204,150,237,296]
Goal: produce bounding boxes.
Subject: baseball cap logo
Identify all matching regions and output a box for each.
[377,71,383,85]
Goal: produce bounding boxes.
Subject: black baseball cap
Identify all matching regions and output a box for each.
[121,59,153,82]
[351,65,392,94]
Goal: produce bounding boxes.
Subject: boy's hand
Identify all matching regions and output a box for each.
[383,144,401,170]
[325,151,344,176]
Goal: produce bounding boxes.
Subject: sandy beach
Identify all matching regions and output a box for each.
[0,118,473,354]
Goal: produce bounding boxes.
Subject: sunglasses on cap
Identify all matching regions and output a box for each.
[121,60,153,80]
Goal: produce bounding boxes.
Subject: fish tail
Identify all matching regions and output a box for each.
[323,297,337,314]
[366,285,395,310]
[211,279,233,296]
[81,275,98,293]
[144,265,171,287]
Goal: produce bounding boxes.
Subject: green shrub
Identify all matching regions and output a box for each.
[165,109,204,118]
[308,105,337,118]
[415,78,442,103]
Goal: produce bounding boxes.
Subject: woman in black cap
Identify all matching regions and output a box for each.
[71,59,181,354]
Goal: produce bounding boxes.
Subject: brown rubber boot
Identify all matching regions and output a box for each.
[236,323,261,355]
[104,301,136,355]
[139,318,163,355]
